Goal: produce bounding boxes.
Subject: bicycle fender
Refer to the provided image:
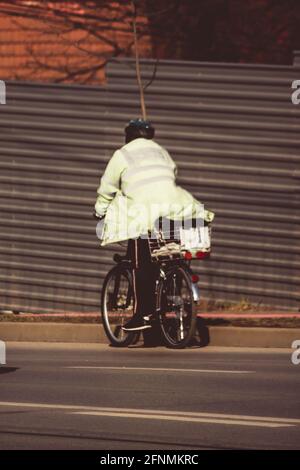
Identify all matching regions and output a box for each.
[184,265,200,302]
[191,281,200,302]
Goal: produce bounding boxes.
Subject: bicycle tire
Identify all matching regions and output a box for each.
[157,264,197,349]
[101,264,137,347]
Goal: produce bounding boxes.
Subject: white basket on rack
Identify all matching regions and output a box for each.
[179,225,211,252]
[149,222,212,261]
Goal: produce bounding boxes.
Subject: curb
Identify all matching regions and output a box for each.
[0,322,299,348]
[209,326,299,348]
[0,323,106,343]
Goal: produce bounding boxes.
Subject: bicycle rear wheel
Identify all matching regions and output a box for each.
[158,265,197,349]
[101,264,137,347]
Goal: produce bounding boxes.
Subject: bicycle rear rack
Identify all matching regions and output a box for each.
[148,219,212,262]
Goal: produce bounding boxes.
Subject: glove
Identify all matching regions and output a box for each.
[93,212,104,220]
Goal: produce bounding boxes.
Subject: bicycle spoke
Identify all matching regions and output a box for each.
[101,266,136,346]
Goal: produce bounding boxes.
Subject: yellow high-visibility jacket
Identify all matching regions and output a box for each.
[95,138,214,246]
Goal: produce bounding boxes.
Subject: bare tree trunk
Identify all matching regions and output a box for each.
[132,0,147,120]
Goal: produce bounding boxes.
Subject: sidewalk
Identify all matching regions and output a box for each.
[0,322,299,348]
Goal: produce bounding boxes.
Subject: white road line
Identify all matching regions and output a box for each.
[72,411,293,428]
[65,366,254,374]
[0,401,298,428]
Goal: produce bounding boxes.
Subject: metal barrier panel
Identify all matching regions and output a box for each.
[104,58,300,311]
[0,81,118,313]
[0,55,299,313]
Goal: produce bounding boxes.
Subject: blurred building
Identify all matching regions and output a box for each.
[0,7,151,84]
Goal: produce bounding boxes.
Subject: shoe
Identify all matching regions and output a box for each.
[122,315,152,332]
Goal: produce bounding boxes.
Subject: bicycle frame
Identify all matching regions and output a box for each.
[156,260,200,303]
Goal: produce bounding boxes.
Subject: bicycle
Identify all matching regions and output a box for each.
[101,219,211,349]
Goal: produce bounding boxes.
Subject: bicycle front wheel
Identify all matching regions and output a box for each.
[101,264,136,347]
[157,265,197,349]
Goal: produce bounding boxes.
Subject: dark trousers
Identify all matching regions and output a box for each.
[126,237,159,318]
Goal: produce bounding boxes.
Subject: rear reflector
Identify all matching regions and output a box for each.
[196,251,210,259]
[184,251,192,260]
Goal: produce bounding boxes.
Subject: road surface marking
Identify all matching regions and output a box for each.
[72,411,292,428]
[65,366,254,374]
[0,401,298,428]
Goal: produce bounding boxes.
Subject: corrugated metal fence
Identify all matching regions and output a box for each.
[0,82,116,313]
[0,54,300,313]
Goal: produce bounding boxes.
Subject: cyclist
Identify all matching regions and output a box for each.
[95,119,214,332]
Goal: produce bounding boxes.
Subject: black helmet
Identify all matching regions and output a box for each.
[125,118,155,144]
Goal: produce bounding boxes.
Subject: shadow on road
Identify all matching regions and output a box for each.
[0,367,19,375]
[195,317,210,347]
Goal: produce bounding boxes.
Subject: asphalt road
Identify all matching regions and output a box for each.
[0,342,299,450]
